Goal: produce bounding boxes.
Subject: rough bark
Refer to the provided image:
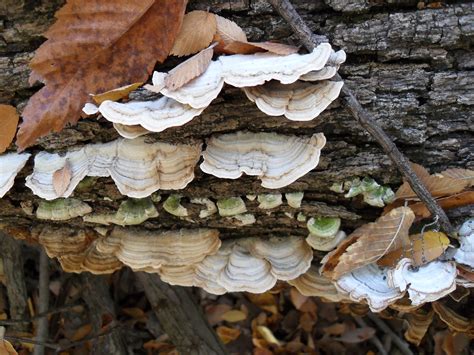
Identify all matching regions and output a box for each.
[137,272,228,355]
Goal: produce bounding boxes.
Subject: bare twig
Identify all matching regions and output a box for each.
[0,303,83,325]
[33,249,50,355]
[367,313,414,355]
[353,316,388,355]
[266,0,455,236]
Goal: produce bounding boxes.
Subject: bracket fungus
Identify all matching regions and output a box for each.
[307,217,341,237]
[26,137,201,200]
[83,198,158,226]
[36,198,92,221]
[299,50,346,81]
[219,43,332,87]
[113,123,150,139]
[454,218,474,268]
[335,264,405,312]
[231,213,256,226]
[191,198,217,218]
[288,265,348,302]
[0,153,30,198]
[201,132,326,189]
[306,230,347,252]
[243,80,343,121]
[163,195,189,217]
[388,258,457,306]
[257,193,283,209]
[217,197,247,217]
[331,177,395,207]
[285,192,304,208]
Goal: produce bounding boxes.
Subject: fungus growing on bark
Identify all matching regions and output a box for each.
[191,198,217,218]
[36,198,92,221]
[243,80,343,121]
[285,192,304,208]
[388,258,457,305]
[83,198,158,226]
[306,216,341,237]
[26,137,201,200]
[331,177,395,207]
[335,263,405,312]
[454,218,474,268]
[231,213,256,225]
[113,123,150,139]
[299,50,346,81]
[201,132,326,188]
[163,195,189,217]
[257,193,283,209]
[0,153,30,198]
[306,230,347,252]
[217,197,247,216]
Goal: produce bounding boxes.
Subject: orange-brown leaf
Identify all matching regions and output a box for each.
[324,207,415,280]
[395,163,469,200]
[216,326,241,344]
[91,82,143,104]
[17,0,187,149]
[224,41,299,55]
[377,231,450,267]
[213,15,247,54]
[165,45,214,90]
[170,10,217,57]
[0,338,17,355]
[440,168,474,186]
[408,191,474,219]
[0,104,19,153]
[52,161,72,196]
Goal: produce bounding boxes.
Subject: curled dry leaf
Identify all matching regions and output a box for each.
[224,41,299,55]
[91,82,143,104]
[165,45,215,90]
[170,10,217,57]
[322,207,415,280]
[378,231,450,267]
[395,163,469,200]
[17,0,187,150]
[52,160,72,196]
[216,326,241,344]
[0,104,19,153]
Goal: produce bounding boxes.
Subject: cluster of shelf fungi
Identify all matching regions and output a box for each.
[1,42,473,317]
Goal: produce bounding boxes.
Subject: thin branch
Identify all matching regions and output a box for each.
[33,249,50,355]
[367,313,414,355]
[353,316,388,355]
[266,0,455,237]
[0,303,83,325]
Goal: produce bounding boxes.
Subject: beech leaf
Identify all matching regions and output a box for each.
[170,10,217,57]
[214,15,247,46]
[0,104,19,154]
[216,326,241,344]
[440,168,474,186]
[377,231,450,267]
[395,163,469,200]
[223,41,299,55]
[165,45,215,90]
[322,207,415,280]
[52,161,72,196]
[17,0,187,150]
[91,82,143,105]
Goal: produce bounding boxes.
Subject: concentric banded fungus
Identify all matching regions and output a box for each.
[288,265,348,302]
[388,258,457,306]
[191,198,217,218]
[307,217,341,237]
[83,198,158,226]
[26,137,201,200]
[106,228,221,272]
[150,61,224,109]
[113,123,150,139]
[194,236,312,294]
[37,198,92,221]
[219,43,332,87]
[232,213,256,225]
[158,264,196,287]
[257,193,283,209]
[340,177,395,207]
[285,192,304,208]
[335,264,405,312]
[454,218,474,268]
[201,132,326,189]
[163,195,188,217]
[97,96,205,133]
[243,80,343,121]
[217,197,247,216]
[0,153,30,198]
[306,230,347,251]
[299,50,346,81]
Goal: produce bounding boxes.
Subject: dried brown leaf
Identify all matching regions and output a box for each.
[289,288,308,310]
[216,326,241,344]
[0,338,17,355]
[324,207,415,280]
[221,309,247,323]
[165,45,214,90]
[215,15,247,45]
[395,163,469,200]
[170,10,217,56]
[335,327,376,344]
[17,0,187,149]
[91,82,143,104]
[52,161,72,196]
[377,231,450,267]
[205,304,232,325]
[224,41,299,55]
[0,104,19,153]
[440,168,474,186]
